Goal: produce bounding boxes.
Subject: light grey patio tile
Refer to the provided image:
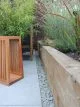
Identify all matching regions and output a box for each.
[0,55,42,107]
[0,106,41,107]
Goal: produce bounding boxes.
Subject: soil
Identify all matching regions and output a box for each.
[66,52,80,62]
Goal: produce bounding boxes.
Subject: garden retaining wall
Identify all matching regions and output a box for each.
[39,45,80,107]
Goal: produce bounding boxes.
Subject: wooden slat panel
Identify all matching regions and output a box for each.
[0,41,1,78]
[0,36,20,40]
[18,38,24,76]
[10,40,20,75]
[0,40,6,81]
[3,40,6,80]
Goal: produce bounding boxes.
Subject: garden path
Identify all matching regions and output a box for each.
[0,53,42,107]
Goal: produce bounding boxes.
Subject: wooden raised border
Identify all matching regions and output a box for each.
[38,44,80,107]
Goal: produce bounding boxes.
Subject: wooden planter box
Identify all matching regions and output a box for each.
[38,44,80,107]
[0,36,23,85]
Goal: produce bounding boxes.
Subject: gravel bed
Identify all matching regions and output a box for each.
[35,53,54,107]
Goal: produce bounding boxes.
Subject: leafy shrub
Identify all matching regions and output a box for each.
[44,14,77,52]
[0,0,35,38]
[40,0,80,52]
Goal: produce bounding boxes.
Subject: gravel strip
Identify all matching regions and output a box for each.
[35,53,54,107]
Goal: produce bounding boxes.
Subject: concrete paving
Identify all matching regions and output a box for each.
[0,55,42,107]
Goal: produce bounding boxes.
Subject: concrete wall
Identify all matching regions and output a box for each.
[39,46,80,107]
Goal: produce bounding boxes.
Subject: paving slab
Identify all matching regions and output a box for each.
[0,106,41,107]
[0,55,42,107]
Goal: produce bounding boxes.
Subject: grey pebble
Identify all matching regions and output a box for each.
[36,53,54,107]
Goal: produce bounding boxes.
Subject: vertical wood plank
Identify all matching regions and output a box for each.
[5,39,10,84]
[2,40,6,80]
[19,37,24,76]
[0,40,2,79]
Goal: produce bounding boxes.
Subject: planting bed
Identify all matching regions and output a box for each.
[66,52,80,62]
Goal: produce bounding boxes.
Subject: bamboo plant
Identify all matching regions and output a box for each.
[0,0,35,38]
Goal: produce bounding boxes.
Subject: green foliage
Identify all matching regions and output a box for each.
[0,0,35,38]
[41,0,80,52]
[44,14,77,52]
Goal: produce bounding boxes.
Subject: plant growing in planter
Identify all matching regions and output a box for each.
[38,0,80,53]
[0,0,35,38]
[73,10,80,52]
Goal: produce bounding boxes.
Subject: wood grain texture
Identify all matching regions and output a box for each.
[39,45,80,107]
[0,36,23,85]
